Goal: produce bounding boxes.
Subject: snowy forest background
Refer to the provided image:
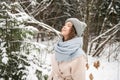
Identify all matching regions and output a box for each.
[0,0,120,80]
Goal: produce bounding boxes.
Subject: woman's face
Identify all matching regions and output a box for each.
[61,22,73,37]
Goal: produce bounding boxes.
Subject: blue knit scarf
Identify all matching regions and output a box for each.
[54,37,85,62]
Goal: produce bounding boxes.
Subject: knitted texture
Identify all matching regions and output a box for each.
[54,37,85,62]
[65,18,87,37]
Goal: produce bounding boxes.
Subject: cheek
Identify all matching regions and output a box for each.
[61,28,71,36]
[67,28,72,33]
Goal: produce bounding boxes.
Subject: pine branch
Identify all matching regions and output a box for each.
[5,3,61,37]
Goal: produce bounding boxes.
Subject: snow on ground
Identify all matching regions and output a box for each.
[45,54,120,80]
[85,41,120,80]
[86,55,120,80]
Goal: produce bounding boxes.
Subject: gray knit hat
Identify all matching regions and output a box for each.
[65,18,87,37]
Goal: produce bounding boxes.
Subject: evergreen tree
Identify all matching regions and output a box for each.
[0,2,49,80]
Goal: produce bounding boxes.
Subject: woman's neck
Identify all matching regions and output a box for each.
[63,37,69,41]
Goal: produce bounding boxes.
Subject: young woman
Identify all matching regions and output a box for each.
[48,18,87,80]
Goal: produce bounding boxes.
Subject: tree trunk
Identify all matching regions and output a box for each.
[83,0,90,53]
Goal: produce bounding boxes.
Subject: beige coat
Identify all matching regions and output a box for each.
[48,54,87,80]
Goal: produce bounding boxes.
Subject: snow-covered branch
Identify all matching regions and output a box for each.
[88,23,120,54]
[92,29,119,56]
[4,2,60,37]
[99,1,113,34]
[30,0,53,17]
[91,23,119,43]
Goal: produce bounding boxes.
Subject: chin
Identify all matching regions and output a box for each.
[61,32,68,36]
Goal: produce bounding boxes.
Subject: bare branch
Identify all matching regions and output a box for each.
[5,2,61,38]
[45,15,70,21]
[100,0,113,34]
[31,0,53,17]
[88,23,120,54]
[92,29,119,56]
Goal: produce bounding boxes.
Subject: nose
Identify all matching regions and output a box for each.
[61,26,66,31]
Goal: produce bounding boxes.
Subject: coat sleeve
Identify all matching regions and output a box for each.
[71,55,86,80]
[48,54,62,80]
[48,71,53,80]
